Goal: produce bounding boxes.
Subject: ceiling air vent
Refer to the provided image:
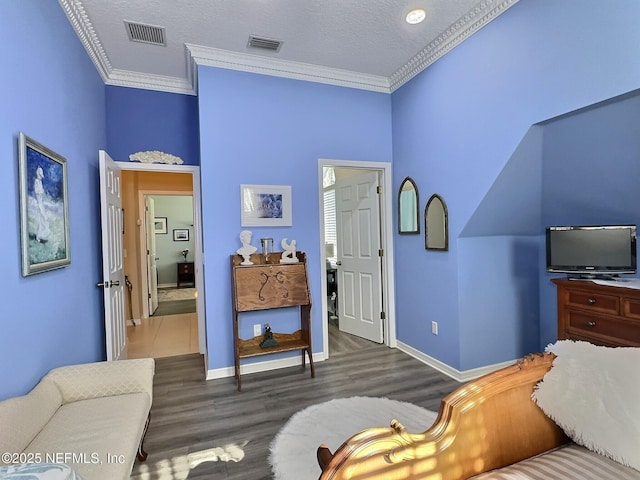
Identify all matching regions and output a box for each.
[125,21,166,46]
[247,35,282,52]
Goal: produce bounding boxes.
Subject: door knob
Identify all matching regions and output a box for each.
[110,280,120,287]
[96,281,110,288]
[336,261,342,266]
[97,280,120,288]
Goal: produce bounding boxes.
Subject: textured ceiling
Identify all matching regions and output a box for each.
[59,0,519,95]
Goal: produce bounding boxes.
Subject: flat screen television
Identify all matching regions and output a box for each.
[546,225,637,278]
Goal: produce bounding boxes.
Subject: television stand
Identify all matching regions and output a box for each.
[567,273,619,281]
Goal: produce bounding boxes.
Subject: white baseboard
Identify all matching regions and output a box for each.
[129,318,142,326]
[204,343,514,384]
[206,351,326,380]
[396,341,516,383]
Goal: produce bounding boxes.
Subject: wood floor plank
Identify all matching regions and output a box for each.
[130,336,462,479]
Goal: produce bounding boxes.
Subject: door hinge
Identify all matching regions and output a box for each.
[148,293,151,299]
[380,311,386,320]
[376,185,382,194]
[379,249,384,257]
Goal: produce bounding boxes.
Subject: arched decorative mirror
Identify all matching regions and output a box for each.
[398,177,420,234]
[425,194,448,251]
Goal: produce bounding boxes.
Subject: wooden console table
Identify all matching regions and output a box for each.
[231,251,314,391]
[552,278,640,347]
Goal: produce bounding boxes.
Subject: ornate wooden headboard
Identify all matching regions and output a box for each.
[317,352,568,479]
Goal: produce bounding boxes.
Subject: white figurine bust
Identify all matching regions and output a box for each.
[237,230,257,265]
[280,238,299,263]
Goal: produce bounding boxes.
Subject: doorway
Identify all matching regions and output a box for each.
[142,193,196,318]
[116,162,207,365]
[318,159,396,358]
[125,192,198,358]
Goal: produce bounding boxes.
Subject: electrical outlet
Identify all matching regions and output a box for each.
[431,321,438,335]
[253,324,262,337]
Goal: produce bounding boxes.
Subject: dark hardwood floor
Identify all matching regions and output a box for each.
[130,325,462,479]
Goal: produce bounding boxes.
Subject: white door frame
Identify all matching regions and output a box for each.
[115,161,208,362]
[143,195,158,316]
[318,159,397,359]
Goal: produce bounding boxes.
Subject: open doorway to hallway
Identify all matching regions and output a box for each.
[119,170,201,359]
[319,159,397,358]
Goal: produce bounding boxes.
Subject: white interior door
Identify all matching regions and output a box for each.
[336,170,383,343]
[98,150,127,361]
[145,196,158,315]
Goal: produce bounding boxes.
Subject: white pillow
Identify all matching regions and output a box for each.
[532,340,640,471]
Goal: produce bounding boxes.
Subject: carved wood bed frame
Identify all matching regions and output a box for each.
[317,352,569,479]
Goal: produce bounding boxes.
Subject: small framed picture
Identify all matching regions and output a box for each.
[240,184,292,227]
[154,217,168,234]
[173,229,189,241]
[18,133,71,276]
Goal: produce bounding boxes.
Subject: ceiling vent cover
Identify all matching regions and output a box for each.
[247,35,282,52]
[125,21,166,46]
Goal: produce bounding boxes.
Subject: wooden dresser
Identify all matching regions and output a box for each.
[552,278,640,346]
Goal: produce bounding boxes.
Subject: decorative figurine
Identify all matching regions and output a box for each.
[280,238,299,263]
[260,323,278,348]
[236,230,257,265]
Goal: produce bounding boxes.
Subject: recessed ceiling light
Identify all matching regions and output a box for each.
[406,8,426,25]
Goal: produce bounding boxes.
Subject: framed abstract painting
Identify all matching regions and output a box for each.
[240,184,292,227]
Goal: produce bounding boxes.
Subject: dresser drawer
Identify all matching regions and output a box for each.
[567,311,640,344]
[565,289,619,315]
[623,297,640,320]
[178,263,194,274]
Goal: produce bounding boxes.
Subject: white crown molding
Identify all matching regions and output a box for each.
[106,69,196,95]
[58,0,112,83]
[389,0,520,91]
[186,44,391,93]
[61,0,518,95]
[59,0,196,95]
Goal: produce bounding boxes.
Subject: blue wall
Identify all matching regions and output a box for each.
[537,90,640,347]
[0,2,106,399]
[197,67,392,371]
[391,0,640,370]
[5,0,640,401]
[106,86,200,164]
[541,92,640,227]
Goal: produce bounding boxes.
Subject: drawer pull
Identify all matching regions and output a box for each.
[586,321,597,327]
[586,298,597,305]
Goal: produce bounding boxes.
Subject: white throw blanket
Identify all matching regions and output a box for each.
[532,340,640,471]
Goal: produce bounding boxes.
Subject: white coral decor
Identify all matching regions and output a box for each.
[129,150,184,165]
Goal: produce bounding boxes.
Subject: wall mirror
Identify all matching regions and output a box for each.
[425,194,448,250]
[398,177,420,234]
